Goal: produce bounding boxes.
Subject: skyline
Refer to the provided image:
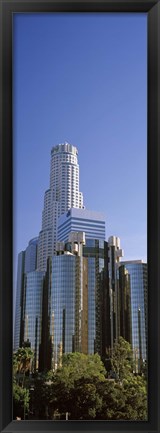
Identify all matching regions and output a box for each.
[13,12,147,286]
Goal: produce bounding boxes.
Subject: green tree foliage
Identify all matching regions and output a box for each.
[70,377,103,419]
[13,347,34,419]
[13,347,34,385]
[108,336,133,381]
[97,375,147,420]
[119,375,147,420]
[42,353,106,419]
[13,383,30,419]
[13,342,147,421]
[30,373,54,419]
[57,352,106,383]
[39,350,147,421]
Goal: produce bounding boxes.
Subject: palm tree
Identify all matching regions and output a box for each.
[13,347,34,387]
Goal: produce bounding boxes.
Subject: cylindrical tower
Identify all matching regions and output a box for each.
[37,142,84,271]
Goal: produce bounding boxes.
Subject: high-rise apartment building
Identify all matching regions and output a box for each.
[121,260,147,372]
[37,142,84,271]
[58,208,106,242]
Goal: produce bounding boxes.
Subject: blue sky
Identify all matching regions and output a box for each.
[13,12,147,287]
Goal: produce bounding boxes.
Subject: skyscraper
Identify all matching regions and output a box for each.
[14,142,137,374]
[24,237,38,273]
[37,142,84,271]
[37,233,87,372]
[121,260,147,372]
[83,238,110,357]
[14,238,38,351]
[23,271,45,371]
[41,232,110,371]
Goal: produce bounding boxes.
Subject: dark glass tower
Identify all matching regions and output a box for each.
[108,236,124,348]
[83,238,110,358]
[118,265,132,345]
[39,234,110,371]
[121,260,147,372]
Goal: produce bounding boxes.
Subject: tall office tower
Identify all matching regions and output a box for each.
[83,238,110,358]
[108,236,124,348]
[23,271,45,371]
[49,233,88,370]
[40,233,109,371]
[37,142,84,271]
[14,238,38,351]
[121,260,147,373]
[24,237,38,273]
[58,208,106,242]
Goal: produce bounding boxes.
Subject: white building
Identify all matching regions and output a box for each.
[37,142,84,271]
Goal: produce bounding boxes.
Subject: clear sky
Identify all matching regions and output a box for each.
[13,12,147,291]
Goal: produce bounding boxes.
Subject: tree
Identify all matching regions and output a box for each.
[13,383,30,420]
[118,375,147,420]
[47,352,106,419]
[59,352,106,383]
[70,376,104,419]
[13,347,34,419]
[96,379,125,420]
[30,374,50,419]
[108,337,133,381]
[96,368,147,420]
[13,347,34,386]
[29,350,147,421]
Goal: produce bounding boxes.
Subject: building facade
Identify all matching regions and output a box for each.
[121,260,147,372]
[14,142,142,374]
[39,233,110,371]
[83,238,110,358]
[108,236,124,348]
[14,251,26,351]
[58,208,106,243]
[14,238,38,351]
[118,265,132,345]
[23,271,45,371]
[49,233,88,370]
[24,237,38,273]
[37,142,84,271]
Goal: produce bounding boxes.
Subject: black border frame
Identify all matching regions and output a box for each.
[0,1,160,432]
